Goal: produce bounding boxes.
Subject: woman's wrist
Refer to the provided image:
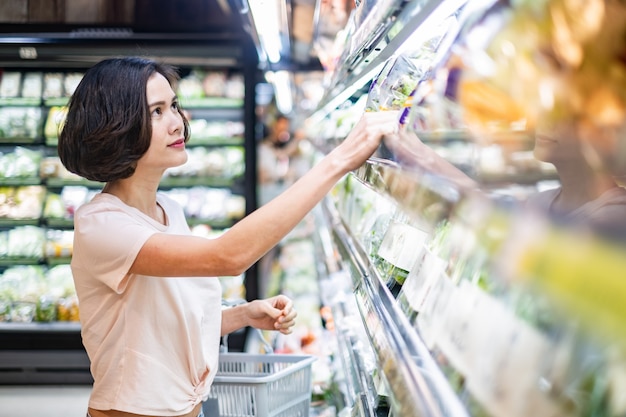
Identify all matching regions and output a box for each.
[221,302,250,335]
[321,150,350,181]
[240,302,252,327]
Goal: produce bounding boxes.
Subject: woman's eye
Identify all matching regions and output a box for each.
[151,107,162,116]
[171,101,179,110]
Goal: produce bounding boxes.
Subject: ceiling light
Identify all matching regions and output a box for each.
[247,0,283,64]
[267,70,293,114]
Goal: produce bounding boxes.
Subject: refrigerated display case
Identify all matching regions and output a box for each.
[0,34,260,383]
[307,0,626,416]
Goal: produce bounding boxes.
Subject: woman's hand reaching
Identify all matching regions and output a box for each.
[245,295,297,335]
[329,110,400,173]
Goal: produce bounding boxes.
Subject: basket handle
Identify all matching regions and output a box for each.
[221,299,274,354]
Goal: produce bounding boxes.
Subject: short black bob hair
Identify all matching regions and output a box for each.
[58,56,190,183]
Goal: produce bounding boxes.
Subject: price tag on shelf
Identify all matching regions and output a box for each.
[435,280,481,377]
[608,347,626,415]
[402,249,448,313]
[416,270,456,349]
[463,286,562,417]
[377,220,428,271]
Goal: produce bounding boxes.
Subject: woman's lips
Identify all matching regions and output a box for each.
[168,138,185,148]
[535,134,558,145]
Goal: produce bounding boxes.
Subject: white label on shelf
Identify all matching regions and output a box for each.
[608,347,626,415]
[435,280,481,377]
[463,286,562,417]
[402,250,448,313]
[377,220,428,270]
[416,270,456,349]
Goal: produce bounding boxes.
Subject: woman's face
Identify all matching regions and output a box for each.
[533,117,584,167]
[272,117,291,144]
[136,73,187,175]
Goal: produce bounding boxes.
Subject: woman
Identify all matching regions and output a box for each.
[525,116,626,234]
[387,117,626,234]
[257,114,301,206]
[57,56,399,417]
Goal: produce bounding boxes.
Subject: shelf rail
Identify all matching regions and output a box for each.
[321,196,470,417]
[309,0,468,124]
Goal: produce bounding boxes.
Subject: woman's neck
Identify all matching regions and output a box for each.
[103,177,165,224]
[552,162,618,213]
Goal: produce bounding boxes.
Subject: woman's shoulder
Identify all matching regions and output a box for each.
[585,186,626,219]
[75,192,124,215]
[524,187,560,211]
[600,186,626,202]
[73,193,134,229]
[156,191,185,212]
[77,192,121,212]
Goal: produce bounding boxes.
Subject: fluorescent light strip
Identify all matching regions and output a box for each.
[248,0,283,63]
[267,70,294,114]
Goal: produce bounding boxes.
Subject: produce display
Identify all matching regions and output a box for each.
[0,66,251,327]
[0,72,22,98]
[0,108,42,140]
[163,146,245,180]
[177,70,244,101]
[447,0,626,175]
[161,187,245,223]
[341,162,626,415]
[366,54,420,112]
[0,186,46,220]
[43,106,68,144]
[0,226,45,259]
[307,0,626,416]
[186,119,244,145]
[0,264,78,323]
[0,146,42,179]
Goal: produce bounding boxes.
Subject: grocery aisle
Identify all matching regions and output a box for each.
[0,385,91,417]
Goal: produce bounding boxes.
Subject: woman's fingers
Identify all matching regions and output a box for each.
[336,111,400,171]
[275,306,297,333]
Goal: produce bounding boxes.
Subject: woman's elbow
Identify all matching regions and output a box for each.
[214,253,252,277]
[209,234,258,276]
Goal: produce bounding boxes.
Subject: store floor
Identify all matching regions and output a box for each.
[0,385,92,417]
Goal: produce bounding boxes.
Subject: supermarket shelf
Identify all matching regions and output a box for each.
[188,137,244,147]
[353,158,462,232]
[43,218,74,228]
[332,298,380,409]
[43,97,70,107]
[0,218,40,227]
[0,177,42,186]
[44,177,103,189]
[180,97,243,109]
[0,321,80,332]
[315,208,393,416]
[321,197,470,417]
[0,257,43,267]
[159,176,238,189]
[311,0,466,122]
[0,349,91,385]
[0,321,89,384]
[0,97,43,106]
[186,217,236,229]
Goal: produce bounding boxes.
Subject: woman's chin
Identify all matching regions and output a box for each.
[533,147,552,164]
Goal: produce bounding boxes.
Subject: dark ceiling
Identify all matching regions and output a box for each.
[0,0,243,34]
[0,0,331,71]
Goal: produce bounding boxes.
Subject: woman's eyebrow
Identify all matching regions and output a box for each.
[148,95,178,107]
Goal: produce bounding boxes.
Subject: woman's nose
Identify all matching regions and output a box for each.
[169,110,183,133]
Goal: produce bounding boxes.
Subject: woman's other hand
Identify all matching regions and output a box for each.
[245,295,297,335]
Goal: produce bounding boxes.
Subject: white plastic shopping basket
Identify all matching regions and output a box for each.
[203,352,316,417]
[203,300,316,417]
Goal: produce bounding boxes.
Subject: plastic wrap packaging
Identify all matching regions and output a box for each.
[440,0,626,176]
[366,54,420,112]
